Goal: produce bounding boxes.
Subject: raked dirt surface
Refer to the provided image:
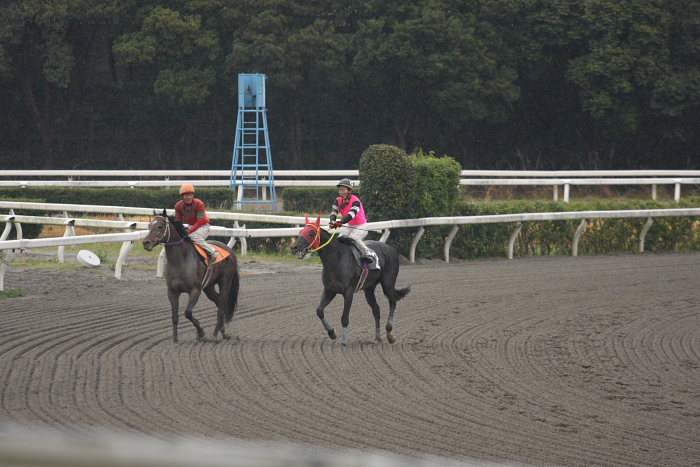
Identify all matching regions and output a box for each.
[1,251,699,466]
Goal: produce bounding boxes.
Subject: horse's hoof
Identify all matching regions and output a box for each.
[387,333,396,344]
[222,334,231,340]
[328,329,336,340]
[375,337,382,343]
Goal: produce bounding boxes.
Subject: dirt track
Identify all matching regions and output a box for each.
[1,252,699,466]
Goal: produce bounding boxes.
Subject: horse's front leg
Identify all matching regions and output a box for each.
[167,289,181,343]
[184,288,206,340]
[364,285,382,342]
[340,289,354,346]
[316,289,337,340]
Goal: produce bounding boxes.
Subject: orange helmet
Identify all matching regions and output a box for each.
[179,183,195,195]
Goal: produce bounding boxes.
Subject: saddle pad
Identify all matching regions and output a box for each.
[193,244,230,265]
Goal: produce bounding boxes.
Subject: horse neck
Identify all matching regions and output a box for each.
[314,231,343,264]
[163,222,195,263]
[164,240,194,262]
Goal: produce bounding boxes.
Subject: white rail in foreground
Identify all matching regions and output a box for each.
[2,202,700,290]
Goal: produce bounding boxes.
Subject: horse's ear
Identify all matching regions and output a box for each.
[315,215,320,227]
[162,208,167,216]
[305,215,309,225]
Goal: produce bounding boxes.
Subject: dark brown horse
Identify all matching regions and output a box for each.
[142,210,240,342]
[290,215,410,345]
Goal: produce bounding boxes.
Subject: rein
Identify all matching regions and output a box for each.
[304,223,336,253]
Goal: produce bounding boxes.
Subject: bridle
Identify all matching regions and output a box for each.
[151,215,185,246]
[298,223,335,256]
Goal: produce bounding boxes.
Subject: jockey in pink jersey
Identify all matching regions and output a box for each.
[328,178,380,269]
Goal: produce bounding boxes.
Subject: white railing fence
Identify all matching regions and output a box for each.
[2,201,700,291]
[2,169,700,202]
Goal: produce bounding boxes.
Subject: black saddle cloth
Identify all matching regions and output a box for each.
[337,236,379,269]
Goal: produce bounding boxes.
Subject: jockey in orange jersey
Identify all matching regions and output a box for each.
[175,183,219,265]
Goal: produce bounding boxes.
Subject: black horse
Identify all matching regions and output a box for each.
[142,210,240,342]
[290,215,410,345]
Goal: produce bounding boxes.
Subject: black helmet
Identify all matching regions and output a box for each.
[337,178,353,190]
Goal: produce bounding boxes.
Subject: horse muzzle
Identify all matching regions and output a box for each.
[142,240,156,252]
[290,244,308,259]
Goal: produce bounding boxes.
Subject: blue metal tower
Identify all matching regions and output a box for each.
[229,73,276,210]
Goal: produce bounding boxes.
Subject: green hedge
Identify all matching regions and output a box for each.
[384,198,700,260]
[0,187,236,211]
[3,187,700,259]
[0,187,235,240]
[359,144,417,222]
[411,149,461,217]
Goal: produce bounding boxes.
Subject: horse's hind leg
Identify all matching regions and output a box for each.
[167,289,181,343]
[316,289,337,340]
[204,285,229,340]
[184,289,206,341]
[382,285,398,344]
[364,285,382,342]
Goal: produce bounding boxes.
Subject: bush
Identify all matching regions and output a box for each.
[359,144,417,222]
[411,149,461,217]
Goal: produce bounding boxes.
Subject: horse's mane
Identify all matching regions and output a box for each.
[166,215,190,240]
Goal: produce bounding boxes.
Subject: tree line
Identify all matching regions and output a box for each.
[1,0,698,171]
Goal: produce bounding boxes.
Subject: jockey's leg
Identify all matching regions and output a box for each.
[189,225,219,262]
[346,227,380,269]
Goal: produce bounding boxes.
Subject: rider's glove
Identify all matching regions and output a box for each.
[329,221,343,229]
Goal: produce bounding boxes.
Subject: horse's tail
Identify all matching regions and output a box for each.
[224,263,240,323]
[394,285,411,301]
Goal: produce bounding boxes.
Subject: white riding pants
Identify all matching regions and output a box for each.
[188,224,217,256]
[339,223,372,257]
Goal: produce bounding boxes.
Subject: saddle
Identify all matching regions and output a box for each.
[337,237,380,270]
[192,244,230,265]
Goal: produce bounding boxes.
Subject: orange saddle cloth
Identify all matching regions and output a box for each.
[193,244,230,265]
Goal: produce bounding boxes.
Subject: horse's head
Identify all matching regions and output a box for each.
[291,215,322,259]
[142,209,171,251]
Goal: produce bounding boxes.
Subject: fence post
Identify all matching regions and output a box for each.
[639,217,654,253]
[443,226,459,263]
[572,219,588,257]
[58,217,75,263]
[115,222,137,279]
[379,229,391,243]
[508,222,523,260]
[0,211,16,292]
[409,227,425,263]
